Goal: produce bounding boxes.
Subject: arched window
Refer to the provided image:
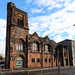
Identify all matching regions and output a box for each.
[45,45,48,52]
[45,44,50,52]
[32,43,38,50]
[17,44,23,51]
[16,39,24,51]
[32,42,40,52]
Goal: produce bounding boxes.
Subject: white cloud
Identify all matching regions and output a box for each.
[54,35,64,43]
[0,0,75,54]
[0,41,6,54]
[29,0,75,42]
[31,8,45,13]
[0,19,6,40]
[47,3,62,10]
[34,0,55,7]
[33,0,72,10]
[0,19,6,54]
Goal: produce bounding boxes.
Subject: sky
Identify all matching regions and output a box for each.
[0,0,75,54]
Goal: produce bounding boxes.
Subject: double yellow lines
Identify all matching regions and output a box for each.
[1,66,74,73]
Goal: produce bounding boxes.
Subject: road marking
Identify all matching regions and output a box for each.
[1,66,74,73]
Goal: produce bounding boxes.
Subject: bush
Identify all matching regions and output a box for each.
[0,56,3,60]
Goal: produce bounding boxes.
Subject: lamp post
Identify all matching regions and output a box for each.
[73,24,75,26]
[57,47,60,74]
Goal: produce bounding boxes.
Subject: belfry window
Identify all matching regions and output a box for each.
[18,19,24,26]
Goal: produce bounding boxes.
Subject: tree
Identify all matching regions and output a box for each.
[0,56,3,60]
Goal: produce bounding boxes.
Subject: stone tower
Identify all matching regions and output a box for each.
[5,2,29,69]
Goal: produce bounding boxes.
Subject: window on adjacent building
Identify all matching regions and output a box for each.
[32,43,38,51]
[37,58,40,62]
[32,58,35,62]
[73,54,75,58]
[45,58,47,62]
[72,41,74,46]
[73,47,74,51]
[45,45,48,52]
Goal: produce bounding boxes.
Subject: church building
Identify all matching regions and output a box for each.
[5,2,60,69]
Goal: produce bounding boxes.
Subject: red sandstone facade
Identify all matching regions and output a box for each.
[5,2,29,68]
[5,2,69,69]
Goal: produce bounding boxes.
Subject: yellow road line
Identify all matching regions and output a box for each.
[1,66,74,73]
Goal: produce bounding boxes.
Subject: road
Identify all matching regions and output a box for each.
[1,66,75,75]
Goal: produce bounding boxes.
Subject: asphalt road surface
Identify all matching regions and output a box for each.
[1,67,75,75]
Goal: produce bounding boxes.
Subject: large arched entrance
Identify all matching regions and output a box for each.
[16,57,23,68]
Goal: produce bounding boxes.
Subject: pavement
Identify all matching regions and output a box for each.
[52,67,75,75]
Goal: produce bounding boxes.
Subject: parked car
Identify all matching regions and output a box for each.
[0,60,5,69]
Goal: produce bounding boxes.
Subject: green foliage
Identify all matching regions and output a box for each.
[0,56,3,60]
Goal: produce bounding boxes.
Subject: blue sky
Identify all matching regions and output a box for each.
[0,0,75,54]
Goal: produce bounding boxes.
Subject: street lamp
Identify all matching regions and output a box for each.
[73,24,75,26]
[56,47,60,74]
